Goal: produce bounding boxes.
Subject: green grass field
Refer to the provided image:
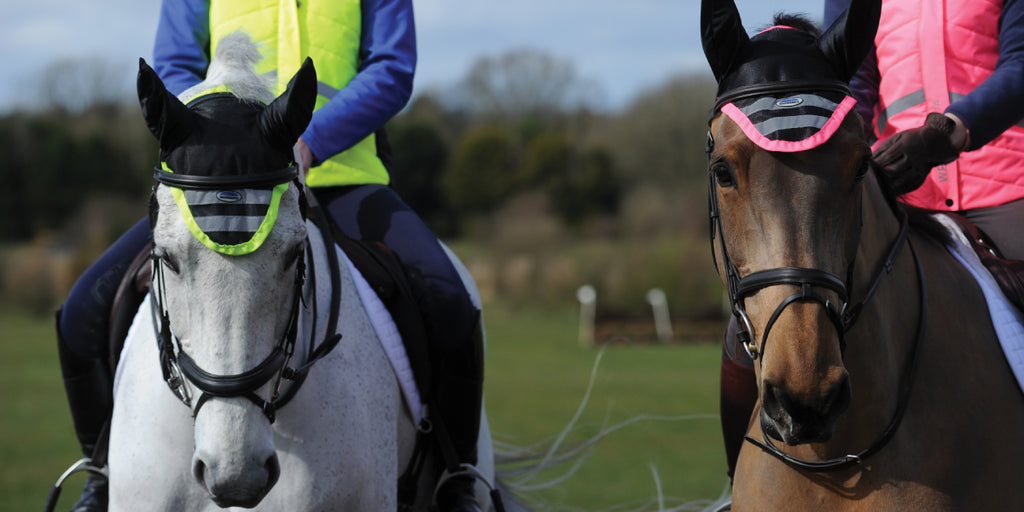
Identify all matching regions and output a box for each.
[0,306,728,512]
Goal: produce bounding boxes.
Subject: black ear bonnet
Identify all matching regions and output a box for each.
[700,0,881,151]
[137,57,316,183]
[701,0,881,115]
[138,58,317,253]
[715,25,847,107]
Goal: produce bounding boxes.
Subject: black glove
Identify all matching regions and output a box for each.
[873,112,968,195]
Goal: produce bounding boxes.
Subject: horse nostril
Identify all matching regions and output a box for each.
[762,374,851,445]
[192,458,207,490]
[265,453,281,490]
[762,381,791,417]
[825,374,852,417]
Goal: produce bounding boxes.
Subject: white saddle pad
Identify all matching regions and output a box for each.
[342,250,423,423]
[934,214,1024,394]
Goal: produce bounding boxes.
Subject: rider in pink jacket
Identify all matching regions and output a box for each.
[827,0,1024,259]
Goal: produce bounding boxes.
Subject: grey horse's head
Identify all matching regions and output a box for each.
[137,32,316,508]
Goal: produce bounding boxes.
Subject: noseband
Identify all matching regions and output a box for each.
[706,83,928,472]
[150,167,342,423]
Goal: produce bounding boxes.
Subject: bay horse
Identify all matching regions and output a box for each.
[701,0,1024,509]
[106,34,502,511]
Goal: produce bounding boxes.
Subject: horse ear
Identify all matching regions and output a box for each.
[818,0,882,81]
[259,57,317,156]
[701,0,750,82]
[137,58,194,149]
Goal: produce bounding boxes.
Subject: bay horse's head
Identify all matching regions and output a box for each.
[702,0,880,445]
[138,32,316,507]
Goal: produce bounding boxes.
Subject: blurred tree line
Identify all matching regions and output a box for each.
[1,50,724,323]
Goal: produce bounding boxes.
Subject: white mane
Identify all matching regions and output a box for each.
[179,31,274,104]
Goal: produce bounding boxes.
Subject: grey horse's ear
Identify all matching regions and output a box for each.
[818,0,882,81]
[137,58,195,150]
[701,0,750,82]
[259,57,317,156]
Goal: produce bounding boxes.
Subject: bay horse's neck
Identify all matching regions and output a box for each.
[812,171,922,462]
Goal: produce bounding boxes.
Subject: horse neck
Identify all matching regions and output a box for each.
[837,172,922,441]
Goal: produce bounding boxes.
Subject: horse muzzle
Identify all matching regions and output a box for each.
[191,398,282,508]
[192,447,281,509]
[760,370,851,446]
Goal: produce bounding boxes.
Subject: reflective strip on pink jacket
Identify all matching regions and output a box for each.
[874,0,1024,210]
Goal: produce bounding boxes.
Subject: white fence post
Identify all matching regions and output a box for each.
[646,288,673,343]
[577,284,596,347]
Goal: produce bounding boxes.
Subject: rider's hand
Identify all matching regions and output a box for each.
[872,112,969,195]
[294,138,315,180]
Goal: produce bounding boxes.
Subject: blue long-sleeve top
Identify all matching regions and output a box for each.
[152,0,416,166]
[824,0,1024,150]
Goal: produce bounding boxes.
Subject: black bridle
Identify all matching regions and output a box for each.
[706,88,928,472]
[150,167,342,423]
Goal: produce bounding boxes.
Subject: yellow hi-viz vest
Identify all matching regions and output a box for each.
[210,0,390,187]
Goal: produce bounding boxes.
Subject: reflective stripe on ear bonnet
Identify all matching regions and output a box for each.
[162,162,289,255]
[721,90,857,152]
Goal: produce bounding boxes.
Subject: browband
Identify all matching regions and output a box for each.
[710,80,852,121]
[154,165,298,190]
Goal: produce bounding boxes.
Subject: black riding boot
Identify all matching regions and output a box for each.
[56,310,112,512]
[432,317,485,512]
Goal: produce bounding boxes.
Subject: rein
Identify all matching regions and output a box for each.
[150,170,343,423]
[706,115,929,472]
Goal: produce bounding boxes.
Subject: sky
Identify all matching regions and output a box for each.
[0,0,827,113]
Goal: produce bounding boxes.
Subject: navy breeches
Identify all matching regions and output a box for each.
[315,184,478,354]
[59,218,150,358]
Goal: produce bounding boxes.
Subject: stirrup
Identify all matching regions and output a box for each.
[43,458,108,512]
[433,464,506,512]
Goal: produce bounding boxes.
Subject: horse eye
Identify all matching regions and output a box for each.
[157,253,180,275]
[855,158,870,181]
[712,163,735,187]
[153,245,180,274]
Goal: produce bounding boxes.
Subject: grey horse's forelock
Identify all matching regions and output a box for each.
[179,31,274,105]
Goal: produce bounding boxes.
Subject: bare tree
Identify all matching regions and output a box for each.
[37,57,131,113]
[460,49,604,119]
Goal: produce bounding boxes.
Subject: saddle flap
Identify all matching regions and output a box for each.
[941,212,1024,313]
[108,242,153,373]
[332,227,434,402]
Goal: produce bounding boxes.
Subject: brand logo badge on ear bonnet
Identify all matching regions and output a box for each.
[217,190,243,203]
[775,97,804,108]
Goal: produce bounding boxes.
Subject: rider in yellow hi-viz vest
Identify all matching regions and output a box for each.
[55,1,485,511]
[209,0,390,188]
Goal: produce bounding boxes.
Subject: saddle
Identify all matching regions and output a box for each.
[107,229,434,403]
[940,212,1024,314]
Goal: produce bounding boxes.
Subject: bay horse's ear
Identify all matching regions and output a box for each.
[259,57,317,156]
[818,0,882,81]
[701,0,750,82]
[137,58,194,149]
